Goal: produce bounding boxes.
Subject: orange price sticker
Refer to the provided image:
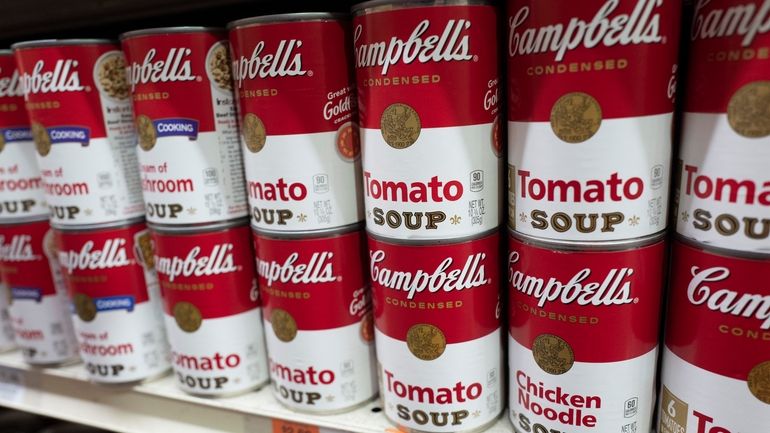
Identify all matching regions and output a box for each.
[271,419,319,433]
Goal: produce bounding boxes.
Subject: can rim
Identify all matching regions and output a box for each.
[367,227,499,245]
[120,26,225,41]
[51,216,146,232]
[508,228,666,251]
[674,234,770,261]
[0,216,51,226]
[11,39,116,50]
[352,0,491,14]
[252,222,364,239]
[149,217,249,234]
[227,12,348,30]
[0,49,12,56]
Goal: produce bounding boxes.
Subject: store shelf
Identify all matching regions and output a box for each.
[0,350,513,433]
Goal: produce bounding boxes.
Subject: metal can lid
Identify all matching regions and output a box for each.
[367,226,499,246]
[0,49,12,56]
[252,222,365,240]
[148,217,249,235]
[51,216,146,233]
[227,12,348,30]
[674,234,770,261]
[508,228,667,252]
[352,0,491,15]
[120,26,225,41]
[11,39,116,50]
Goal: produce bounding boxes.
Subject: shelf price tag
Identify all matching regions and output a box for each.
[271,419,319,433]
[0,366,25,404]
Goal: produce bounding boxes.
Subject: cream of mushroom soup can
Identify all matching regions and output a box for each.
[673,0,770,255]
[506,0,681,243]
[353,0,502,242]
[151,221,269,396]
[228,13,363,234]
[12,40,145,226]
[120,28,248,227]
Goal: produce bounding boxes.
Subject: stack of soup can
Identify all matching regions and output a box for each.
[120,27,269,396]
[353,0,504,430]
[659,1,770,432]
[0,49,79,365]
[506,1,681,433]
[12,39,169,383]
[228,12,377,412]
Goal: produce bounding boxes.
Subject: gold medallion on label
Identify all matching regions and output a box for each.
[31,122,51,157]
[747,360,770,404]
[271,308,297,342]
[380,103,421,149]
[74,293,97,322]
[174,301,203,333]
[136,115,157,151]
[727,81,770,138]
[550,92,602,143]
[242,113,267,153]
[532,333,574,375]
[406,323,446,361]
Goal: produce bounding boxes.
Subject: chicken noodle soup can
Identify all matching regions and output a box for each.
[507,231,665,433]
[228,13,363,234]
[253,226,377,413]
[353,0,502,241]
[12,40,144,226]
[506,0,681,243]
[673,0,770,254]
[54,220,170,384]
[659,239,770,433]
[120,28,248,227]
[0,51,49,222]
[151,221,269,396]
[0,219,78,365]
[368,231,503,432]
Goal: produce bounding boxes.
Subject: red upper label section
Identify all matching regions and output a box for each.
[665,240,770,381]
[353,5,499,128]
[0,54,29,128]
[54,223,152,303]
[507,0,681,121]
[253,229,369,330]
[508,235,665,362]
[152,225,259,318]
[122,31,229,132]
[369,232,501,344]
[684,0,770,113]
[13,43,123,139]
[0,220,56,297]
[229,19,357,135]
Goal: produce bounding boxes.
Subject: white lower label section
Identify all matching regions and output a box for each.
[246,130,362,232]
[676,112,770,254]
[166,308,268,396]
[0,139,48,221]
[377,328,503,432]
[0,285,15,351]
[265,320,377,413]
[8,292,78,364]
[509,114,671,242]
[659,347,770,433]
[508,336,656,433]
[362,124,501,240]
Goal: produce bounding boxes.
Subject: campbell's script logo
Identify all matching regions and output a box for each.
[19,60,85,95]
[0,235,41,262]
[0,68,23,98]
[233,40,307,88]
[256,252,336,287]
[154,243,238,282]
[508,0,664,61]
[57,238,131,274]
[354,19,474,75]
[128,48,197,91]
[687,265,770,329]
[692,0,770,46]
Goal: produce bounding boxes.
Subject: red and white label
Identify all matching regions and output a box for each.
[660,240,770,433]
[13,43,144,226]
[122,31,248,226]
[0,220,78,364]
[507,234,665,433]
[0,54,48,221]
[674,0,770,254]
[254,229,377,412]
[354,5,502,241]
[369,232,503,432]
[152,224,268,395]
[230,18,363,233]
[54,222,170,383]
[507,0,680,242]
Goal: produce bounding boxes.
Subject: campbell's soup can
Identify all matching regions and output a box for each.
[369,231,503,432]
[0,219,79,364]
[659,239,770,433]
[507,231,665,433]
[229,14,363,234]
[151,221,269,396]
[506,0,681,243]
[54,220,171,384]
[0,283,15,352]
[253,226,377,413]
[353,1,502,241]
[11,40,144,226]
[120,28,248,228]
[673,0,770,254]
[0,51,48,222]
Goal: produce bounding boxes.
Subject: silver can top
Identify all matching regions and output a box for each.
[227,12,348,30]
